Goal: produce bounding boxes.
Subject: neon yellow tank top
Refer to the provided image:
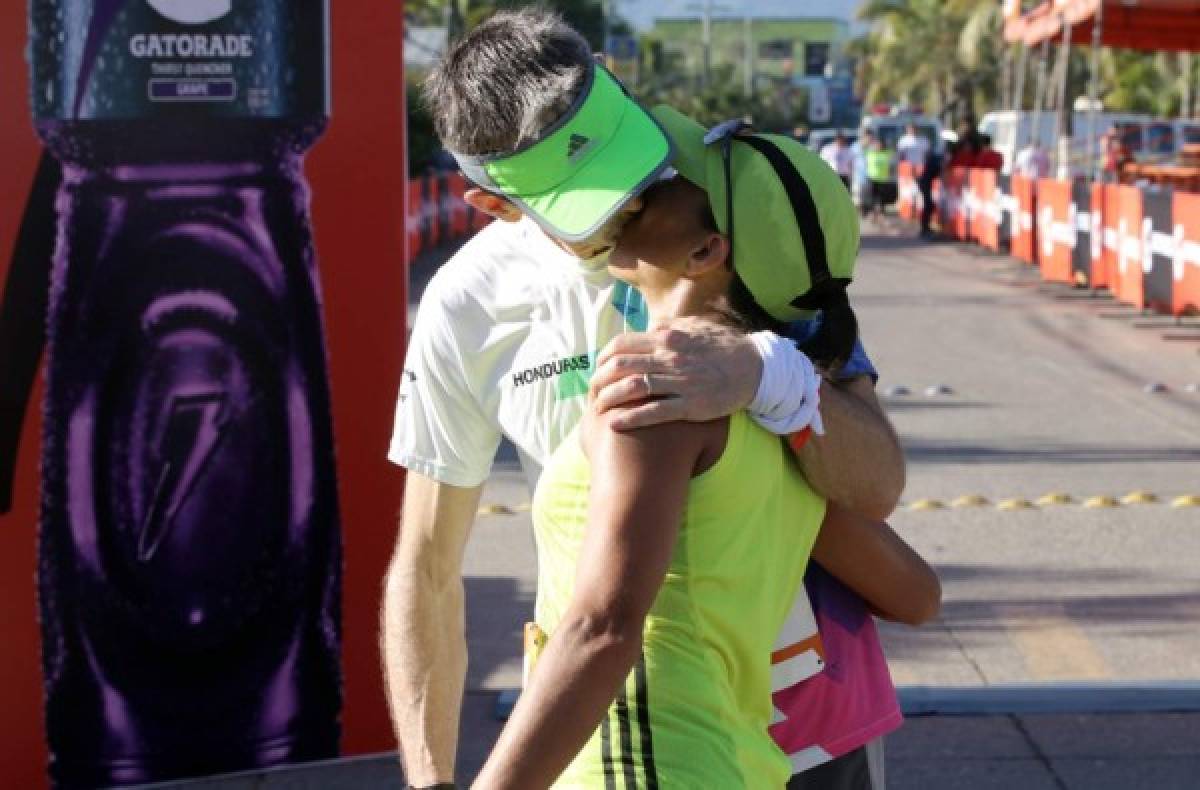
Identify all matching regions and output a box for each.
[532,411,826,789]
[866,148,893,181]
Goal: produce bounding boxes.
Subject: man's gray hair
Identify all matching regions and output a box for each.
[423,8,592,156]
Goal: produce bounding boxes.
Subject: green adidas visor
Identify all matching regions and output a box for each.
[452,64,673,242]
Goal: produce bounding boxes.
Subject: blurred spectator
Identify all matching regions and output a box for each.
[864,137,896,218]
[975,134,1003,171]
[897,122,930,169]
[852,130,873,214]
[820,131,855,190]
[918,141,944,239]
[1014,139,1051,179]
[1102,130,1133,182]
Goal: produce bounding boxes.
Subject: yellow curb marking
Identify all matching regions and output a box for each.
[952,495,990,508]
[1083,495,1120,509]
[512,502,533,513]
[996,603,1111,681]
[908,499,946,511]
[1121,491,1158,505]
[997,498,1035,511]
[1172,495,1200,508]
[1036,492,1074,506]
[478,504,515,516]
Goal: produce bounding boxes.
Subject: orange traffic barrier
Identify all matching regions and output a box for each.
[1010,176,1037,265]
[1110,185,1145,308]
[898,161,917,221]
[1173,192,1200,316]
[1036,179,1074,284]
[1087,183,1108,289]
[972,168,1000,251]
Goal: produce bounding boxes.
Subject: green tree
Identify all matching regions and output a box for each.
[854,0,1005,123]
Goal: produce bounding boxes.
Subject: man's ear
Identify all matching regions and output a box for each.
[685,232,731,278]
[464,188,523,223]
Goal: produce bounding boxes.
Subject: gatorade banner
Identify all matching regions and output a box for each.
[1071,180,1093,287]
[1142,188,1175,315]
[1173,192,1200,316]
[1111,185,1146,308]
[1011,176,1037,265]
[2,1,409,786]
[1036,179,1074,284]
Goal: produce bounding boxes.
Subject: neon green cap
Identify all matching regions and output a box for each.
[453,64,673,242]
[650,105,860,322]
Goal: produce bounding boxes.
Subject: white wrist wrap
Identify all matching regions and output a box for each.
[747,331,825,437]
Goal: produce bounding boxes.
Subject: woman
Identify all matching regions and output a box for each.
[473,111,935,789]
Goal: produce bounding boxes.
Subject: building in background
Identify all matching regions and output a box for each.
[644,0,867,129]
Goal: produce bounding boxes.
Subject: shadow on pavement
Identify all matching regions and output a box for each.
[901,439,1200,464]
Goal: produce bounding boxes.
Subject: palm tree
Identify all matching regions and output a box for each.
[855,0,1005,123]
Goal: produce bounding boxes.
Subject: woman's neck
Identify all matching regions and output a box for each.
[639,272,732,325]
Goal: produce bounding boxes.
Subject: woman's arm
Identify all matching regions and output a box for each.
[471,415,713,790]
[810,501,942,626]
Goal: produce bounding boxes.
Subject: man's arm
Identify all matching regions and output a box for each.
[587,321,904,519]
[797,375,905,522]
[382,472,484,786]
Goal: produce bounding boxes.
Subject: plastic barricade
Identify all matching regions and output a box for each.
[407,179,423,260]
[951,167,970,240]
[1173,191,1200,316]
[995,174,1014,252]
[1071,180,1094,287]
[1088,183,1108,289]
[898,161,916,221]
[1142,187,1176,315]
[446,172,469,237]
[1010,176,1037,265]
[1036,179,1074,283]
[1111,185,1146,308]
[1101,184,1122,289]
[971,168,999,249]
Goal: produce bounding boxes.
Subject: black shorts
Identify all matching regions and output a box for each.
[786,746,874,790]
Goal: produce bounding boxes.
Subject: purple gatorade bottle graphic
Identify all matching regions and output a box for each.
[28,1,341,786]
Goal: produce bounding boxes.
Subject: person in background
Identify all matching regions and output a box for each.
[864,137,895,219]
[896,122,929,171]
[975,134,1003,171]
[1013,138,1051,180]
[852,129,874,217]
[917,140,944,240]
[1103,129,1133,183]
[820,130,855,190]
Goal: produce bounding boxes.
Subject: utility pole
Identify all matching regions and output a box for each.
[702,0,713,88]
[685,0,732,90]
[743,10,753,97]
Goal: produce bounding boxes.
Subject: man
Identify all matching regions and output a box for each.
[384,10,907,789]
[917,139,944,240]
[820,131,855,191]
[895,122,929,171]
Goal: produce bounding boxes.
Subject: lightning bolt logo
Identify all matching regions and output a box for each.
[139,392,229,562]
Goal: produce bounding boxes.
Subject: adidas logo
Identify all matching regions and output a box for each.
[567,133,595,161]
